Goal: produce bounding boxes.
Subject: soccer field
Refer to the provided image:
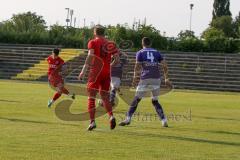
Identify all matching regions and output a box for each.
[0,80,240,160]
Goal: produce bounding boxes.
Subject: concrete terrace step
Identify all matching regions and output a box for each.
[12,49,85,80]
[1,46,240,92]
[169,73,240,81]
[170,77,240,85]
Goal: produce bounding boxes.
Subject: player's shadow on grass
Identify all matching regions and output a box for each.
[0,117,79,127]
[206,130,240,136]
[153,127,240,137]
[194,115,240,122]
[118,130,240,147]
[0,99,21,103]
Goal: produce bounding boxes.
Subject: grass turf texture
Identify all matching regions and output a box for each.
[0,80,240,160]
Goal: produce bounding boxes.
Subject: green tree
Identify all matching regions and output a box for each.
[5,12,46,33]
[106,24,128,44]
[233,12,240,38]
[178,30,195,40]
[49,24,66,44]
[138,25,167,50]
[211,16,234,37]
[202,27,225,39]
[212,0,232,19]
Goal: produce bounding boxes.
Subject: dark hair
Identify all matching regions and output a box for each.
[142,37,152,47]
[53,48,60,56]
[94,25,105,36]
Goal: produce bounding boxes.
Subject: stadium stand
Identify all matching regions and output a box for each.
[0,44,55,79]
[0,44,240,92]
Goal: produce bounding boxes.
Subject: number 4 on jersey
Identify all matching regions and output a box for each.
[147,52,154,62]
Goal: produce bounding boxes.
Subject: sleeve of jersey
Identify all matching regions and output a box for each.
[60,58,65,65]
[136,52,143,63]
[47,57,50,64]
[88,40,95,50]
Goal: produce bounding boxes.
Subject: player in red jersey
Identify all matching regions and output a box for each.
[78,25,119,131]
[47,48,75,108]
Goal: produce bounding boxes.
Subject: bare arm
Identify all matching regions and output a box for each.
[78,49,94,80]
[160,60,172,87]
[132,62,142,87]
[111,53,120,67]
[161,60,169,80]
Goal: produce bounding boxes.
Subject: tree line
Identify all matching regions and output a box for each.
[0,0,239,53]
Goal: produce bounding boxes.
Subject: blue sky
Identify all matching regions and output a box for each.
[0,0,239,37]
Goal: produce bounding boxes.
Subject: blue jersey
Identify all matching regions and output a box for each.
[136,48,164,80]
[111,53,128,79]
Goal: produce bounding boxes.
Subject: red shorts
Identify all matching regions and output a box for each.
[87,74,111,95]
[48,75,64,88]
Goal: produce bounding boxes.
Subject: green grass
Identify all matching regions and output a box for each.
[0,80,240,160]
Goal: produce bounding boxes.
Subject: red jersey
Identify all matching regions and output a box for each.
[88,37,118,76]
[47,56,64,77]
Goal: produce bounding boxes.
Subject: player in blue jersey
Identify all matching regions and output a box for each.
[110,51,128,105]
[119,37,171,127]
[98,51,128,106]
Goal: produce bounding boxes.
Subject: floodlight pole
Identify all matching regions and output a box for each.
[70,9,74,27]
[65,8,70,27]
[83,18,86,28]
[74,17,76,28]
[190,3,194,32]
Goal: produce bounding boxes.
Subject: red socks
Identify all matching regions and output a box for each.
[100,91,113,117]
[53,93,61,101]
[88,98,96,121]
[62,87,69,95]
[52,87,69,103]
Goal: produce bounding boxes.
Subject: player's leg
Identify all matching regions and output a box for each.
[151,79,168,127]
[119,96,142,126]
[48,78,75,108]
[87,78,101,131]
[119,81,146,126]
[100,76,116,130]
[48,88,62,108]
[87,87,98,131]
[61,86,75,100]
[110,77,121,106]
[152,97,168,127]
[59,79,75,99]
[48,79,62,108]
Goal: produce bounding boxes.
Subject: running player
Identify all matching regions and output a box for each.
[47,48,75,108]
[119,37,171,127]
[78,25,119,131]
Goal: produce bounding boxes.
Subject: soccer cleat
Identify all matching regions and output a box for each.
[162,119,168,128]
[110,117,116,130]
[119,119,131,126]
[71,93,75,100]
[87,121,97,131]
[47,100,54,108]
